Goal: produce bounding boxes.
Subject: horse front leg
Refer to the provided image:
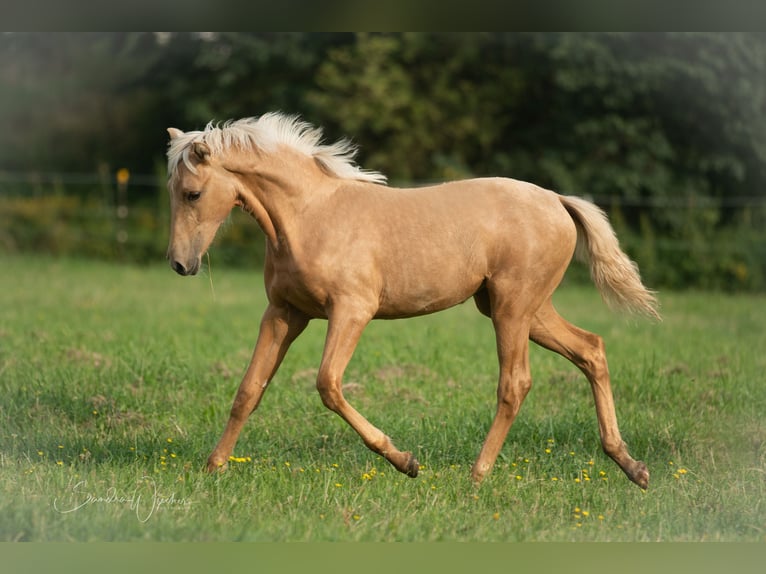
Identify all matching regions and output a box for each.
[316,305,420,477]
[206,303,309,472]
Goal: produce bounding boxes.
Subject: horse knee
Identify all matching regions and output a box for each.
[497,374,532,413]
[316,375,343,412]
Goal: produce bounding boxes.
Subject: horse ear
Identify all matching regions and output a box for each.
[167,127,184,140]
[192,141,211,162]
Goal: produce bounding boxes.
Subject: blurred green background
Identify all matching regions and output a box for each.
[1,32,765,290]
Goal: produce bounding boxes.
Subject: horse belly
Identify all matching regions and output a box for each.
[375,249,486,319]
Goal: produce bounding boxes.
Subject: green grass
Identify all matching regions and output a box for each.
[1,254,764,541]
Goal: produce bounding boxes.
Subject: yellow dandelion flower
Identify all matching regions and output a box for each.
[678,468,688,475]
[582,510,590,517]
[353,515,361,521]
[167,438,173,443]
[574,477,581,483]
[334,483,343,488]
[545,448,552,454]
[551,477,559,481]
[515,475,523,481]
[598,515,605,521]
[574,507,581,513]
[37,451,43,456]
[492,512,500,520]
[56,461,63,466]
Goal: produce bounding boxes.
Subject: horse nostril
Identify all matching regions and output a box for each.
[171,260,188,276]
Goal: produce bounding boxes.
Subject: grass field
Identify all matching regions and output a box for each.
[1,254,764,542]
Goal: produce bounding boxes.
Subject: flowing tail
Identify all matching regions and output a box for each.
[559,195,661,321]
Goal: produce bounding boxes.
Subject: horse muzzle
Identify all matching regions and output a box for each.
[169,257,200,276]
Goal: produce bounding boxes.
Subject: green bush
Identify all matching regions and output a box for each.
[0,193,268,269]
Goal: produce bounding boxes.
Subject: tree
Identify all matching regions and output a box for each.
[308,33,517,182]
[0,33,167,174]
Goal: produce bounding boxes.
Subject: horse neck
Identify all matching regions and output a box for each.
[235,149,335,251]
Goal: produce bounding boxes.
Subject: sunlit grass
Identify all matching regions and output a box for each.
[1,255,764,541]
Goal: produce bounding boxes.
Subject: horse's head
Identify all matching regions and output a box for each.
[165,114,387,275]
[166,128,240,276]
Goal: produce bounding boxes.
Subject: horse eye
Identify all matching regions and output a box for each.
[186,191,202,202]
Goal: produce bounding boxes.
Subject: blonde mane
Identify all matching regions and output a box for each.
[167,112,387,184]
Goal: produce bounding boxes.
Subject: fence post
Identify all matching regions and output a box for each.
[116,168,130,254]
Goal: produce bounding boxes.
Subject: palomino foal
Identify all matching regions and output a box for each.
[166,113,659,489]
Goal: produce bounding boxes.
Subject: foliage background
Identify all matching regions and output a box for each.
[1,32,765,290]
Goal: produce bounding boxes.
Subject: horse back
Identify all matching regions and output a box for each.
[264,177,576,319]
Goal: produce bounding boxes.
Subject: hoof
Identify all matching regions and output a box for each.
[630,461,650,490]
[206,458,228,473]
[470,462,490,484]
[403,453,420,478]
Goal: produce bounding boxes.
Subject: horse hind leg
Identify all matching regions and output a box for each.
[471,291,534,483]
[530,301,649,489]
